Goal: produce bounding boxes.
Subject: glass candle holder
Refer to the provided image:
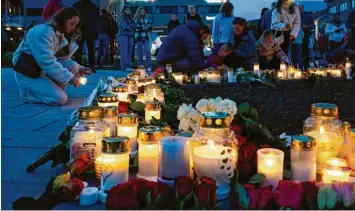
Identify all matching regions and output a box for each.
[254,62,260,75]
[112,85,128,102]
[97,93,119,108]
[199,71,205,79]
[173,72,184,84]
[137,126,163,181]
[70,106,105,172]
[287,65,296,79]
[103,106,118,137]
[294,69,302,79]
[129,71,141,84]
[136,93,145,104]
[280,62,287,72]
[136,65,146,78]
[191,112,238,200]
[323,158,350,183]
[158,136,190,186]
[145,84,163,103]
[291,135,316,182]
[100,137,130,191]
[257,148,284,189]
[166,64,172,73]
[145,102,161,124]
[125,78,138,94]
[117,112,139,156]
[227,68,234,82]
[304,103,344,174]
[79,77,88,85]
[212,70,221,83]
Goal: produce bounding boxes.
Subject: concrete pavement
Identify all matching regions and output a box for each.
[1,68,126,210]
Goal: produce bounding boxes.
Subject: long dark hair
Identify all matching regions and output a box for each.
[233,17,250,33]
[220,1,234,16]
[121,6,133,21]
[275,0,295,14]
[260,8,269,17]
[49,7,82,41]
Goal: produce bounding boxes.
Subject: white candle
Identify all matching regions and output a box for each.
[294,70,302,79]
[97,94,119,108]
[194,75,200,84]
[277,71,285,79]
[280,63,287,72]
[174,74,184,84]
[79,77,88,85]
[193,140,237,200]
[345,61,352,79]
[254,63,260,76]
[112,85,128,102]
[323,158,350,183]
[228,69,234,82]
[257,148,284,189]
[80,187,99,206]
[158,136,190,182]
[117,113,138,155]
[145,103,161,124]
[100,153,130,191]
[166,64,172,73]
[330,68,342,78]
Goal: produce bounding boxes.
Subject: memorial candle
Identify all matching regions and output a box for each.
[173,73,184,84]
[125,78,138,94]
[257,148,284,189]
[145,102,161,124]
[117,112,139,155]
[345,61,352,79]
[103,106,118,137]
[112,85,128,102]
[323,158,350,183]
[97,93,119,108]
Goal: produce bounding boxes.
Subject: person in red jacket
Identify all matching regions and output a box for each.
[42,0,64,21]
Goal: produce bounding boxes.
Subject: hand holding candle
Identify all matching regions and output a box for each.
[79,77,88,85]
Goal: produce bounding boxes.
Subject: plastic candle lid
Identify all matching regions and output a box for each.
[98,93,119,103]
[118,112,138,125]
[199,112,231,128]
[112,85,128,93]
[291,135,316,149]
[102,136,130,154]
[78,106,104,120]
[311,103,338,118]
[138,126,162,144]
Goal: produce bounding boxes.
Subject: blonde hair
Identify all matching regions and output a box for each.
[134,6,147,20]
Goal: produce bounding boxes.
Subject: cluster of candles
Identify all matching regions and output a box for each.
[127,67,155,88]
[274,63,303,79]
[198,69,221,83]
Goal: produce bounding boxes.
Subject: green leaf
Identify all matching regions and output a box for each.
[130,101,145,112]
[235,183,249,209]
[248,173,266,184]
[238,102,250,116]
[146,191,152,205]
[162,104,175,113]
[326,186,338,209]
[249,107,260,123]
[317,186,327,209]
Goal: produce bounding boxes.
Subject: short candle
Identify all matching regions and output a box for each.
[112,85,128,102]
[117,112,139,155]
[145,102,161,124]
[323,158,350,183]
[257,148,284,189]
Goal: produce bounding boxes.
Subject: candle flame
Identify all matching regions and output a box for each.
[79,77,88,85]
[320,126,324,134]
[208,140,215,150]
[89,129,94,133]
[265,158,274,166]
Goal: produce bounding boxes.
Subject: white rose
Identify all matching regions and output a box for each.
[217,99,238,117]
[214,97,223,105]
[177,103,193,120]
[208,98,217,111]
[196,99,209,113]
[189,108,201,123]
[179,117,191,132]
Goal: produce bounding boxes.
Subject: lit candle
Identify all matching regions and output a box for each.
[254,63,260,76]
[137,66,147,78]
[125,78,138,94]
[294,69,302,79]
[212,71,221,83]
[80,187,99,206]
[277,70,285,79]
[145,102,161,124]
[193,140,237,200]
[199,71,205,79]
[97,93,119,108]
[257,148,284,189]
[136,93,145,104]
[173,73,184,84]
[331,68,342,78]
[117,112,139,155]
[145,84,164,103]
[280,63,287,72]
[291,135,316,182]
[103,106,118,137]
[112,85,128,102]
[287,65,296,79]
[194,75,200,84]
[166,64,172,73]
[345,61,352,79]
[323,158,350,183]
[100,137,130,191]
[228,68,234,83]
[137,126,163,181]
[129,71,141,84]
[158,136,190,186]
[79,77,88,85]
[207,71,213,82]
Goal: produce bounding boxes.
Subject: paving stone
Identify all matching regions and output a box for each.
[1,118,57,131]
[2,130,60,148]
[1,104,50,119]
[1,182,47,210]
[37,119,70,132]
[1,100,26,109]
[29,110,74,120]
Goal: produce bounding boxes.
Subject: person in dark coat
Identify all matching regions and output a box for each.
[108,13,118,66]
[167,13,180,33]
[299,5,315,70]
[224,17,257,70]
[260,2,276,32]
[157,20,210,74]
[97,9,111,67]
[257,8,269,39]
[73,0,99,70]
[183,5,203,25]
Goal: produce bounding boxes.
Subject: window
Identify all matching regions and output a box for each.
[184,5,203,13]
[159,6,177,14]
[144,6,153,14]
[352,0,355,8]
[329,6,336,14]
[340,2,348,11]
[26,8,43,16]
[208,5,220,13]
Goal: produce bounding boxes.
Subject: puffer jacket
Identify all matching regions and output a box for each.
[157,20,206,71]
[256,38,289,63]
[12,24,78,84]
[231,29,257,69]
[135,17,151,41]
[42,0,64,21]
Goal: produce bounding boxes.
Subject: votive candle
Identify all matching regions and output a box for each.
[323,158,350,183]
[257,148,284,189]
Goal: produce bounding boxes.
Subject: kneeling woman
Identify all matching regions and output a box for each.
[13,7,89,106]
[256,29,289,70]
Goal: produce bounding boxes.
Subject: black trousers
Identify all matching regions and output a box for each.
[76,37,96,68]
[302,29,310,70]
[280,31,291,55]
[329,40,344,52]
[259,55,281,70]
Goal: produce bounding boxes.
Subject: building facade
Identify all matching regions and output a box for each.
[326,0,355,21]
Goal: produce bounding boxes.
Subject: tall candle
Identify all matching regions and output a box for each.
[138,126,162,181]
[117,113,139,155]
[345,61,352,79]
[194,75,200,84]
[145,102,161,124]
[158,136,190,184]
[323,158,350,183]
[193,140,237,200]
[257,148,284,189]
[103,106,118,137]
[228,68,234,83]
[125,79,138,94]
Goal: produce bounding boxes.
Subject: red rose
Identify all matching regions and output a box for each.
[70,154,91,176]
[118,102,129,113]
[231,125,242,135]
[243,184,259,209]
[174,176,194,200]
[275,180,303,209]
[258,187,275,209]
[157,182,175,209]
[238,142,257,161]
[140,181,159,203]
[238,160,257,182]
[106,182,138,210]
[262,144,270,148]
[236,135,246,147]
[196,177,217,207]
[301,181,319,203]
[64,178,84,198]
[151,67,164,79]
